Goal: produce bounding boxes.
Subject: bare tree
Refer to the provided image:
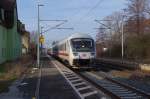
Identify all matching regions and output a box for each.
[96,0,150,60]
[144,0,150,16]
[98,12,124,44]
[127,0,148,35]
[110,12,124,43]
[30,31,38,44]
[96,26,107,43]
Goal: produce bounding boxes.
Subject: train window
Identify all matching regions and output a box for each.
[60,44,63,51]
[0,8,4,23]
[61,44,63,50]
[4,10,14,28]
[62,44,64,51]
[71,38,94,52]
[0,8,2,22]
[63,44,65,51]
[60,43,66,51]
[61,44,62,50]
[58,45,60,50]
[66,41,69,52]
[2,48,4,57]
[64,43,66,51]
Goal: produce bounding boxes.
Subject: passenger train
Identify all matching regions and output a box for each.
[51,33,96,68]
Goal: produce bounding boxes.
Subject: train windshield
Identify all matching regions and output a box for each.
[71,38,94,52]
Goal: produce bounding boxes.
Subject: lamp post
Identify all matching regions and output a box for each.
[121,12,127,61]
[37,4,44,68]
[121,17,124,61]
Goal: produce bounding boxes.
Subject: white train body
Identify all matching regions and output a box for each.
[52,33,96,68]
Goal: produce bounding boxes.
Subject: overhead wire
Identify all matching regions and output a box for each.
[81,0,104,20]
[64,0,104,32]
[77,0,104,23]
[69,0,104,33]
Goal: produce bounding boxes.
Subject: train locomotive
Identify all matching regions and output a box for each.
[51,33,96,68]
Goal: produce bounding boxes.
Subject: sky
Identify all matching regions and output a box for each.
[17,0,127,47]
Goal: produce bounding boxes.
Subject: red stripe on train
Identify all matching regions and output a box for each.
[59,52,69,56]
[52,52,69,56]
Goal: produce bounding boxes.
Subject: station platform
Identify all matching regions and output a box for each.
[0,56,104,99]
[0,57,80,99]
[38,58,80,99]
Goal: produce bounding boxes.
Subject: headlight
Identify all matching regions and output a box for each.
[73,53,78,56]
[91,53,95,56]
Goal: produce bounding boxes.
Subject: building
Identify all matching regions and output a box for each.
[22,31,30,54]
[17,20,30,55]
[0,0,22,64]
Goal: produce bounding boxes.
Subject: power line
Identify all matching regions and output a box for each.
[72,0,104,29]
[78,0,104,22]
[94,19,112,29]
[40,20,68,22]
[56,28,74,30]
[52,0,104,32]
[84,0,104,17]
[41,20,74,34]
[42,21,67,33]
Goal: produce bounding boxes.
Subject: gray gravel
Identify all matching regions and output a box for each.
[113,77,150,93]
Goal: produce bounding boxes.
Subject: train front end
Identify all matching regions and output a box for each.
[69,37,96,68]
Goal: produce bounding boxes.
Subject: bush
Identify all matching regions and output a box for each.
[100,33,150,63]
[125,33,150,62]
[110,44,122,57]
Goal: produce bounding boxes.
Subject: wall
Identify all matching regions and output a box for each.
[22,32,30,54]
[0,5,21,64]
[0,25,7,63]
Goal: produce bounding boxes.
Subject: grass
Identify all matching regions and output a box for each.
[0,63,18,93]
[110,70,132,78]
[0,55,33,93]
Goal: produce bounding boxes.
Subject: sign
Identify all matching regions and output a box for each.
[39,35,45,44]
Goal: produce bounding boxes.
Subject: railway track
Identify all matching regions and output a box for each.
[51,57,150,99]
[95,62,125,71]
[78,71,150,99]
[51,60,107,99]
[95,59,137,71]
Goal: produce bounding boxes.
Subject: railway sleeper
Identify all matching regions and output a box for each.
[112,90,133,94]
[62,70,72,73]
[112,91,137,96]
[98,81,115,84]
[98,80,112,84]
[82,91,98,98]
[74,82,86,86]
[64,73,75,76]
[99,81,119,84]
[103,86,126,91]
[70,79,82,83]
[100,84,122,88]
[106,89,128,94]
[77,86,91,91]
[65,75,77,78]
[79,88,94,94]
[68,77,80,80]
[120,96,143,99]
[75,84,88,89]
[117,93,139,97]
[108,86,126,90]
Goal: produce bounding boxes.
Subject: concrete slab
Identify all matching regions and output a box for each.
[39,60,80,99]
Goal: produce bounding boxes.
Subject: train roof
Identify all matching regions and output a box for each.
[52,33,93,47]
[68,33,92,39]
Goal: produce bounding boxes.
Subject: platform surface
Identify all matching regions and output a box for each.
[0,57,80,99]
